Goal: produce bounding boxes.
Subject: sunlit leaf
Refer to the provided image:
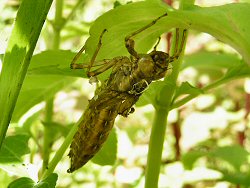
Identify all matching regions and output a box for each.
[8,177,35,188]
[11,50,81,121]
[8,173,58,188]
[182,145,250,172]
[12,75,74,122]
[210,145,249,171]
[222,62,250,81]
[182,150,206,170]
[174,81,203,100]
[0,134,30,163]
[28,50,85,77]
[182,51,242,70]
[84,2,250,65]
[34,173,58,188]
[222,171,250,186]
[0,0,53,146]
[136,81,167,107]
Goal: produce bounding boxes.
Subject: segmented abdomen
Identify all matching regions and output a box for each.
[68,97,117,173]
[68,58,141,172]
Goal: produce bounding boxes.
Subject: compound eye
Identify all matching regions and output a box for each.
[156,54,168,68]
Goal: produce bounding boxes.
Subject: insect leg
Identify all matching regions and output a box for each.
[88,29,108,72]
[70,45,86,69]
[87,59,115,77]
[177,29,187,56]
[87,56,129,77]
[170,29,187,61]
[70,29,107,70]
[174,28,180,56]
[125,13,168,58]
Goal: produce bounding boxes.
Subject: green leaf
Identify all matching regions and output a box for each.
[180,3,250,64]
[136,81,166,107]
[0,54,4,61]
[0,0,53,148]
[8,177,35,188]
[182,145,250,171]
[83,2,250,65]
[79,2,250,109]
[209,145,249,171]
[12,75,74,122]
[34,173,58,188]
[222,171,250,186]
[28,50,85,77]
[0,134,30,163]
[204,61,250,91]
[0,170,12,188]
[221,61,250,82]
[182,51,243,80]
[174,81,203,100]
[11,50,89,121]
[182,51,242,70]
[84,1,172,62]
[137,76,202,108]
[17,111,41,135]
[42,121,71,139]
[181,150,206,170]
[182,51,250,84]
[9,50,79,121]
[8,173,58,188]
[137,80,177,107]
[91,128,117,166]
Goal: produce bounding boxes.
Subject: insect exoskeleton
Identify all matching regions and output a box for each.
[68,11,187,172]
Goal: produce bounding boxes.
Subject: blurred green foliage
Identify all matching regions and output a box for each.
[1,0,250,188]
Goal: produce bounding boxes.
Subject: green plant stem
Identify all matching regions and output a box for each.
[53,0,64,49]
[41,115,80,180]
[145,29,186,188]
[170,77,229,110]
[62,0,86,28]
[41,98,54,174]
[145,1,195,186]
[145,108,168,188]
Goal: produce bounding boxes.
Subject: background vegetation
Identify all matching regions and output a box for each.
[0,0,250,187]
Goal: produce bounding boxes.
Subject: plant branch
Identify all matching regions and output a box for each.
[170,77,232,110]
[41,97,54,174]
[145,0,194,186]
[145,29,186,187]
[62,0,86,28]
[53,0,64,49]
[41,115,80,180]
[145,107,169,188]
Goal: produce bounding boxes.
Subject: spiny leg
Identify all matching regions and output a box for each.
[174,28,180,56]
[170,29,187,61]
[70,29,108,72]
[70,45,86,69]
[70,30,123,78]
[89,29,107,72]
[87,59,115,77]
[125,13,168,58]
[125,13,168,41]
[177,29,187,56]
